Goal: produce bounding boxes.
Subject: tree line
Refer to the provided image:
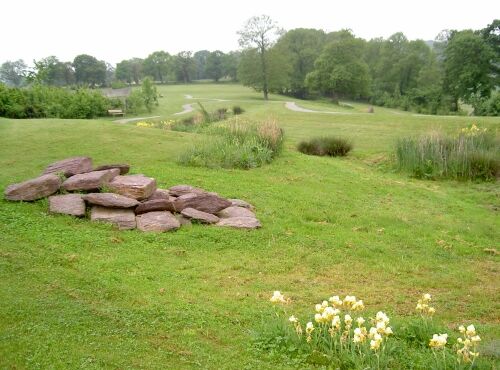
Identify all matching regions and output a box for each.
[1,17,498,115]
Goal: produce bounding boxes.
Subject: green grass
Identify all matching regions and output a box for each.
[396,129,499,180]
[0,84,499,369]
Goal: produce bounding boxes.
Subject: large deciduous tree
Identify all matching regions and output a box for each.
[174,51,195,83]
[306,31,370,101]
[237,15,284,99]
[443,30,494,107]
[274,28,326,98]
[143,51,171,83]
[205,50,225,82]
[73,54,106,87]
[0,60,28,87]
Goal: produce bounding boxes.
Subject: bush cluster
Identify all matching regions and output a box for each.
[178,117,284,169]
[0,83,110,119]
[298,136,353,157]
[395,125,499,181]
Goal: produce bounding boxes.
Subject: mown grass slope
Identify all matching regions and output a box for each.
[0,84,498,369]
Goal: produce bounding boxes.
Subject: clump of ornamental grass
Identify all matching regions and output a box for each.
[178,117,284,169]
[297,136,353,157]
[255,291,490,369]
[395,124,499,181]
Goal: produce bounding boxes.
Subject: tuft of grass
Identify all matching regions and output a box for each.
[395,129,499,181]
[178,117,284,169]
[232,105,245,115]
[297,136,353,157]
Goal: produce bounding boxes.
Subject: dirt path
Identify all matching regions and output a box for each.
[174,104,195,115]
[185,94,229,102]
[114,116,160,124]
[285,101,352,114]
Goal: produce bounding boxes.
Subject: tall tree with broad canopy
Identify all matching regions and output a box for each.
[174,51,195,83]
[443,30,494,108]
[274,28,326,98]
[205,50,225,82]
[306,31,370,102]
[73,54,106,87]
[237,15,284,99]
[143,51,171,83]
[0,60,28,87]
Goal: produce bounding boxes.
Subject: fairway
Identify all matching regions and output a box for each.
[0,84,499,369]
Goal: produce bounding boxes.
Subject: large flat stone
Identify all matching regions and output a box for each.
[49,194,86,217]
[168,184,206,197]
[90,206,136,230]
[135,199,175,214]
[108,175,156,200]
[83,193,139,208]
[217,206,256,219]
[136,211,180,232]
[4,174,61,201]
[62,169,120,191]
[94,163,130,175]
[216,217,261,229]
[181,207,220,224]
[147,189,172,201]
[174,193,231,214]
[43,156,93,177]
[228,199,254,209]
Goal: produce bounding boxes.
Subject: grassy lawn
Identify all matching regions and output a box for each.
[0,84,499,369]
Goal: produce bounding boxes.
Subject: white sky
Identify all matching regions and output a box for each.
[1,0,498,66]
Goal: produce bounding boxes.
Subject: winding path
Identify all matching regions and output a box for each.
[174,104,195,115]
[114,116,160,124]
[285,102,352,114]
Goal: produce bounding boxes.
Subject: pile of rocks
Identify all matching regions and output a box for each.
[4,156,261,232]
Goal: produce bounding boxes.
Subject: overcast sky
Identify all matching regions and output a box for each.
[1,0,498,65]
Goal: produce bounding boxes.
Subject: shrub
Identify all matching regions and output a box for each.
[0,83,110,119]
[178,117,284,169]
[232,105,245,115]
[395,125,499,181]
[125,90,145,114]
[298,136,353,157]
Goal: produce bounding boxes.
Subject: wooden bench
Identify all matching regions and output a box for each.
[108,109,125,117]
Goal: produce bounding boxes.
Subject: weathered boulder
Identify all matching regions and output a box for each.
[174,193,231,214]
[4,174,61,201]
[108,175,156,200]
[136,211,180,232]
[169,184,206,197]
[181,207,220,224]
[90,206,136,230]
[147,189,173,201]
[228,199,254,209]
[175,214,192,226]
[62,169,120,192]
[83,193,139,208]
[135,199,175,214]
[367,106,374,113]
[49,194,86,217]
[218,206,256,219]
[94,163,130,175]
[43,156,93,177]
[216,217,261,229]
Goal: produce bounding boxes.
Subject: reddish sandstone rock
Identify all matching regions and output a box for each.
[135,199,175,214]
[216,217,261,229]
[136,211,180,232]
[217,206,256,219]
[83,193,139,208]
[62,169,120,192]
[43,156,93,177]
[94,163,130,175]
[90,206,136,230]
[49,194,86,217]
[181,207,220,224]
[4,174,61,201]
[108,175,156,200]
[174,193,231,214]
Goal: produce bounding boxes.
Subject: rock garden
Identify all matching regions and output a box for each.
[4,156,261,232]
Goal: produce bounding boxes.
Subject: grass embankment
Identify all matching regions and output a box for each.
[0,84,499,369]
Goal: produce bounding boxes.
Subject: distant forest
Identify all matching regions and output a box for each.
[1,17,498,116]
